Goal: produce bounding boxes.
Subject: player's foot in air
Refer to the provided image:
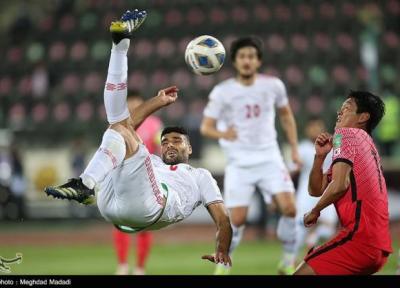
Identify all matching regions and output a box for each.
[44,178,95,205]
[277,260,296,275]
[213,263,231,275]
[110,9,147,44]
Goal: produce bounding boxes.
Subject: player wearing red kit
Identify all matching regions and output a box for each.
[114,92,162,275]
[294,91,392,275]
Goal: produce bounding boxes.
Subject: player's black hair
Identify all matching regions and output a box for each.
[127,89,142,100]
[230,36,263,62]
[161,126,190,142]
[347,90,385,134]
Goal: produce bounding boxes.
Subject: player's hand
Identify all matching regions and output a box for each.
[222,126,237,141]
[315,132,333,157]
[157,86,179,106]
[201,252,232,267]
[291,148,303,170]
[303,209,320,227]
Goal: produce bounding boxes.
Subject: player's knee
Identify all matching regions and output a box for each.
[280,204,296,218]
[109,123,138,157]
[230,215,246,227]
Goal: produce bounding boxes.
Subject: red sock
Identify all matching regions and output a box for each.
[136,231,152,269]
[113,228,131,264]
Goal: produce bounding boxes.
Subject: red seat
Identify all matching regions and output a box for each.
[128,72,147,91]
[76,101,94,122]
[53,102,71,122]
[70,41,88,61]
[32,103,49,123]
[0,77,13,96]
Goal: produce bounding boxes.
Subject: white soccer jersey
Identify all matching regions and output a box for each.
[203,74,289,166]
[149,154,223,230]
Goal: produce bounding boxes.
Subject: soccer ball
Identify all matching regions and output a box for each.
[185,35,225,75]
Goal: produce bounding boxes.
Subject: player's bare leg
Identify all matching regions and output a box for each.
[274,192,297,275]
[44,9,147,204]
[214,206,247,275]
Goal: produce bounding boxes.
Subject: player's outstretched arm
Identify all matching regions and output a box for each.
[278,105,302,168]
[131,86,178,130]
[308,132,332,197]
[200,117,237,141]
[304,162,351,227]
[202,202,232,266]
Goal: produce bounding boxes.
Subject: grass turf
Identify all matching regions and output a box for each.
[3,240,398,275]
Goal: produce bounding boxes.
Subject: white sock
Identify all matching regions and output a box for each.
[104,39,130,124]
[293,219,308,260]
[229,225,245,256]
[277,216,297,266]
[80,129,126,189]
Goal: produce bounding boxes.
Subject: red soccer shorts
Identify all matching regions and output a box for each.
[304,235,389,275]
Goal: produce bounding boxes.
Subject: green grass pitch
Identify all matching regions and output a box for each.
[3,240,398,275]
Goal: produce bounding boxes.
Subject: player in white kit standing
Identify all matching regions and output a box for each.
[201,36,302,274]
[44,9,232,267]
[293,117,337,264]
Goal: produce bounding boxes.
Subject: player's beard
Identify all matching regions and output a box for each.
[162,152,186,165]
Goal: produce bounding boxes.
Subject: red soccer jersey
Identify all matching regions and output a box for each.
[136,115,162,154]
[327,127,392,253]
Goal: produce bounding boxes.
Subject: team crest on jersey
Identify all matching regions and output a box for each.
[333,134,342,148]
[333,148,341,157]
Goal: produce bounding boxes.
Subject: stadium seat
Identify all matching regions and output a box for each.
[70,41,88,62]
[308,65,328,87]
[17,76,32,96]
[83,72,102,94]
[0,77,12,97]
[76,101,94,122]
[305,95,325,115]
[80,12,98,32]
[253,3,271,23]
[53,102,71,123]
[62,74,81,95]
[186,7,205,26]
[31,103,49,123]
[6,47,23,64]
[155,38,176,58]
[285,65,304,87]
[132,39,154,59]
[150,70,169,88]
[332,65,351,85]
[8,103,26,126]
[165,9,183,27]
[128,71,147,91]
[171,69,191,90]
[49,41,67,62]
[26,43,45,63]
[231,6,249,23]
[210,7,227,25]
[194,74,214,91]
[91,40,109,61]
[59,14,76,33]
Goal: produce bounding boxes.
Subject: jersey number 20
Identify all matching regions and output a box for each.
[245,104,260,118]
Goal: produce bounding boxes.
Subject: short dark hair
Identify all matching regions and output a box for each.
[127,90,142,100]
[230,36,263,62]
[347,90,385,134]
[161,126,190,142]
